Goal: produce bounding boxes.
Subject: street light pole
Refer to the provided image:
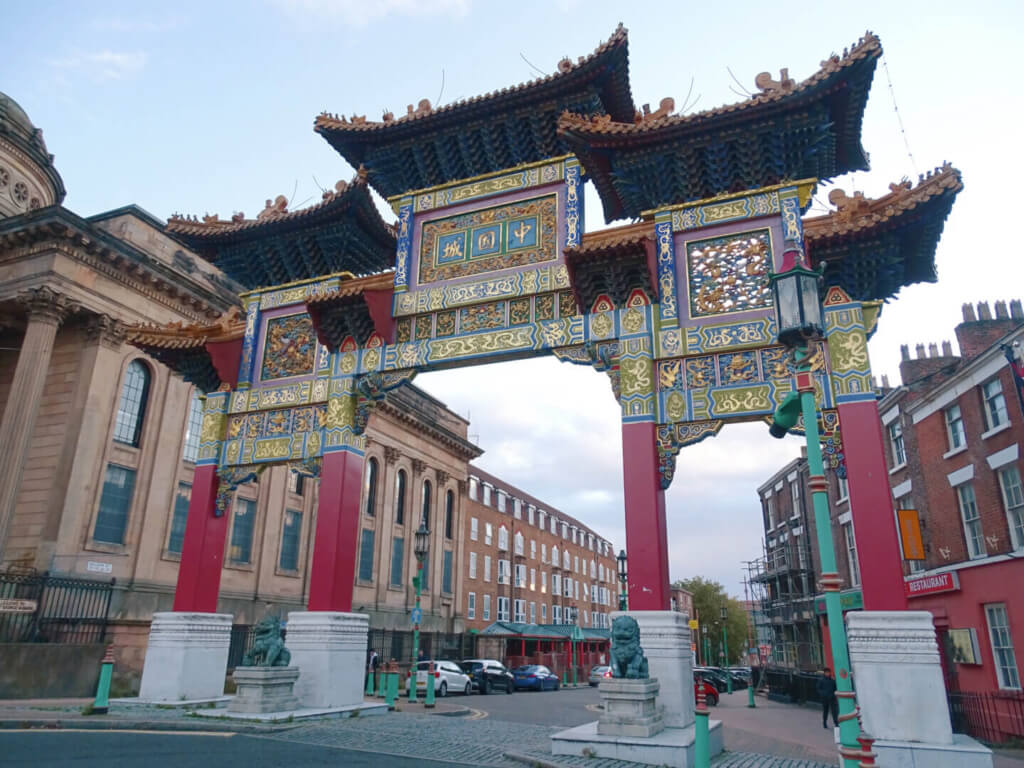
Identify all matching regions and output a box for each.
[616,550,628,612]
[720,605,731,694]
[769,244,863,767]
[410,523,430,705]
[701,624,708,667]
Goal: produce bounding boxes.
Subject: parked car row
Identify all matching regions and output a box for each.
[408,659,584,695]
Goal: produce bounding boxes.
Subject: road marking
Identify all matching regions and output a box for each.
[585,703,604,713]
[3,729,235,737]
[465,707,488,720]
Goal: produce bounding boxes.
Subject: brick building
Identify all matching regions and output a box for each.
[461,465,618,633]
[881,300,1024,695]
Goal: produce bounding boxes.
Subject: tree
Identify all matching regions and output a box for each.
[675,576,749,666]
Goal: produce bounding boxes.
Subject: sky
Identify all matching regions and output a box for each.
[4,0,1022,597]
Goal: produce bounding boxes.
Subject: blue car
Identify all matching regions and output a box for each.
[512,664,560,691]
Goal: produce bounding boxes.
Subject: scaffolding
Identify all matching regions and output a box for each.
[743,533,822,675]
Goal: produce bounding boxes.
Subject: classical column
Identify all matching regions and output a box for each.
[0,287,75,560]
[38,313,125,570]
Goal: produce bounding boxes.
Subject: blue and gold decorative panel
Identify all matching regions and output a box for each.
[237,299,260,388]
[684,317,775,354]
[672,191,780,231]
[418,195,557,284]
[394,199,413,291]
[654,219,678,325]
[401,158,566,214]
[393,264,571,316]
[260,313,318,382]
[685,228,773,318]
[564,160,583,248]
[460,301,507,333]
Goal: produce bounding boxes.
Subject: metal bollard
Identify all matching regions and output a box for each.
[747,683,756,708]
[385,660,399,710]
[91,644,115,715]
[694,685,710,768]
[424,660,436,708]
[365,668,376,696]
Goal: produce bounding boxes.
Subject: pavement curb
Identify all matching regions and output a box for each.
[0,717,298,734]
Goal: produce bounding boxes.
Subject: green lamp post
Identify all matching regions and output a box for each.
[768,244,862,767]
[616,549,628,612]
[720,605,732,694]
[409,522,430,704]
[701,624,708,667]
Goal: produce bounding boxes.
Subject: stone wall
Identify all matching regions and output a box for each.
[0,643,106,698]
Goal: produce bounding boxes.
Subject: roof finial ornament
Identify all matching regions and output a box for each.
[754,68,795,95]
[828,188,870,218]
[406,99,432,118]
[557,57,573,73]
[637,97,675,123]
[257,195,288,221]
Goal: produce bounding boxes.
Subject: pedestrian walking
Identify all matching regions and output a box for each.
[367,649,379,689]
[816,667,838,729]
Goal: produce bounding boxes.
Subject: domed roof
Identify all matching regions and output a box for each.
[0,92,65,213]
[0,92,36,135]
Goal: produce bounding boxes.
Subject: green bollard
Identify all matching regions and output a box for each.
[385,663,399,710]
[562,668,568,687]
[694,687,710,768]
[91,645,115,715]
[748,683,756,708]
[365,669,376,696]
[424,661,436,708]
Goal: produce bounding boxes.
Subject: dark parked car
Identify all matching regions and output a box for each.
[458,659,515,694]
[512,664,559,691]
[694,672,719,706]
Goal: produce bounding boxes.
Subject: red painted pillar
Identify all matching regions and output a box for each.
[838,401,908,610]
[173,464,228,612]
[621,421,670,610]
[308,449,364,611]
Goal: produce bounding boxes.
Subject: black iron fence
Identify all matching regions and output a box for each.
[763,667,823,704]
[949,690,1024,745]
[0,571,115,644]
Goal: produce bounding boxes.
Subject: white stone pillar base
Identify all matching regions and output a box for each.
[286,611,368,709]
[614,610,694,729]
[847,611,992,767]
[138,612,232,702]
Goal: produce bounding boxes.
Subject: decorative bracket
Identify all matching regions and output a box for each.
[214,465,265,517]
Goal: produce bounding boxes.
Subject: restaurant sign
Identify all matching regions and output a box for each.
[904,571,959,598]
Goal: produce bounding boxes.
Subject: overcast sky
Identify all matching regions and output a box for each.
[5,1,1020,597]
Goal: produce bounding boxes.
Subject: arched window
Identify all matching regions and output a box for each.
[113,360,150,446]
[182,390,203,463]
[421,479,432,529]
[444,489,454,539]
[364,457,379,517]
[395,469,407,526]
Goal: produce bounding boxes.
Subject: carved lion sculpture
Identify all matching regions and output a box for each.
[609,615,649,679]
[242,616,291,667]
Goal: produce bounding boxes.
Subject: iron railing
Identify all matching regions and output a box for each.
[949,690,1024,745]
[0,571,115,644]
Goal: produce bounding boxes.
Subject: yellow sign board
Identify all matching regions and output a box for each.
[689,619,699,630]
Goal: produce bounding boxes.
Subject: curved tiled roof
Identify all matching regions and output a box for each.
[127,306,246,349]
[314,25,635,198]
[558,32,882,222]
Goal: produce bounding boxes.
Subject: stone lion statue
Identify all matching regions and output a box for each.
[241,616,291,667]
[609,615,649,679]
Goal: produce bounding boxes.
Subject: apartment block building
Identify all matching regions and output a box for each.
[460,465,618,633]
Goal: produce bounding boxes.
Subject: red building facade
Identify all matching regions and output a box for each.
[884,300,1024,695]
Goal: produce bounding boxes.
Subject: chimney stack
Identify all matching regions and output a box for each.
[955,297,1024,360]
[916,343,926,359]
[928,343,939,358]
[978,301,993,320]
[962,303,977,322]
[942,340,953,356]
[996,300,1009,319]
[900,344,911,361]
[1011,300,1024,320]
[881,374,891,389]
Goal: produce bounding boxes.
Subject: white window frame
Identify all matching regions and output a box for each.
[498,525,509,551]
[468,477,478,501]
[496,490,506,512]
[484,555,492,582]
[529,601,536,623]
[530,567,536,590]
[514,598,525,623]
[957,482,987,559]
[541,571,547,593]
[470,516,479,541]
[484,522,493,546]
[983,378,1009,432]
[483,484,492,506]
[541,603,547,621]
[553,604,562,623]
[515,563,526,588]
[999,465,1024,550]
[842,522,860,587]
[985,603,1021,690]
[945,404,967,453]
[497,596,510,622]
[530,539,536,559]
[469,551,478,579]
[482,594,491,621]
[514,530,524,556]
[889,419,907,469]
[497,558,510,585]
[467,592,476,620]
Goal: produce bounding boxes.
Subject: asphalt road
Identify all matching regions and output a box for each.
[463,683,601,726]
[3,730,482,768]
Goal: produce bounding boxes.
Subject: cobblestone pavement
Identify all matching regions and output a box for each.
[255,710,835,768]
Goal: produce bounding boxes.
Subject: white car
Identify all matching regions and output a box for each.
[415,659,472,697]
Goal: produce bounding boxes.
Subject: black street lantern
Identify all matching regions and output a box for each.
[769,246,824,349]
[720,605,728,621]
[617,549,628,585]
[414,522,430,561]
